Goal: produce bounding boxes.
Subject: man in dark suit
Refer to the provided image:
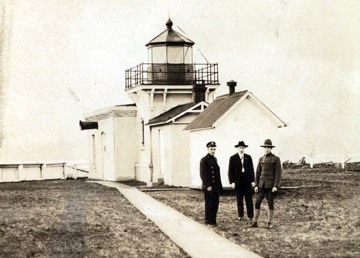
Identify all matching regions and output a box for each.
[249,139,282,229]
[200,141,223,226]
[228,141,255,222]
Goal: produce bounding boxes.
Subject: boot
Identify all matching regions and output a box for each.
[248,209,260,228]
[267,209,274,229]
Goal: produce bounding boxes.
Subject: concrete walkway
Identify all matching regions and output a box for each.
[95,181,261,258]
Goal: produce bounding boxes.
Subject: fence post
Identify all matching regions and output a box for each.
[41,163,47,180]
[18,164,23,181]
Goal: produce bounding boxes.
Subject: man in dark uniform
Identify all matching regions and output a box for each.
[200,141,223,226]
[249,139,282,229]
[228,141,255,222]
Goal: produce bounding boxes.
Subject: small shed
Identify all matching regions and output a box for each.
[147,101,208,186]
[82,104,138,181]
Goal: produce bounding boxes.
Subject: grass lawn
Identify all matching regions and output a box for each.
[0,180,188,258]
[147,168,360,258]
[0,168,358,258]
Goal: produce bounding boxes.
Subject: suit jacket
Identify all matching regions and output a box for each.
[228,153,254,188]
[200,154,223,193]
[255,153,282,189]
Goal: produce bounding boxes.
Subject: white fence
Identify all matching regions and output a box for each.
[0,162,89,183]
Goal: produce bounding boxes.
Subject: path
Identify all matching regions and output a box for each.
[95,181,261,258]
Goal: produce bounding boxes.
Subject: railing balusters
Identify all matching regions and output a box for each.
[125,63,219,89]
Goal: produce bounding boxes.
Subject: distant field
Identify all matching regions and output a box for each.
[147,168,360,258]
[0,180,188,258]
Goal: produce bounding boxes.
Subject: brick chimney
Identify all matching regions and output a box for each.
[227,80,237,95]
[193,81,206,103]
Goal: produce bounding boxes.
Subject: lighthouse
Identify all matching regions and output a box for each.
[125,18,220,183]
[81,19,221,184]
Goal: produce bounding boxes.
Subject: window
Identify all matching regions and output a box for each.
[91,134,96,167]
[141,119,145,146]
[167,46,184,63]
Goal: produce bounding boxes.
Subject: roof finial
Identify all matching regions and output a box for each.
[166,18,173,29]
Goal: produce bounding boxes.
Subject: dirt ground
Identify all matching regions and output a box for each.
[0,180,188,258]
[1,169,359,258]
[147,168,360,258]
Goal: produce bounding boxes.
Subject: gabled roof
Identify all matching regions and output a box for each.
[146,19,194,46]
[184,91,287,131]
[146,102,208,127]
[84,104,137,121]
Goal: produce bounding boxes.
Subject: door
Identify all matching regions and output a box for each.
[159,129,165,177]
[101,132,106,180]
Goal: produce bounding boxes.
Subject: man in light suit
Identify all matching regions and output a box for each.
[249,139,282,229]
[228,141,255,222]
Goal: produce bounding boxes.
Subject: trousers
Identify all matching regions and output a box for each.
[235,185,254,218]
[255,187,275,210]
[204,190,219,225]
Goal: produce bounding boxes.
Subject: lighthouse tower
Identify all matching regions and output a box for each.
[125,19,219,182]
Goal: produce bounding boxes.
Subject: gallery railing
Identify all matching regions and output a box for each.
[125,63,219,89]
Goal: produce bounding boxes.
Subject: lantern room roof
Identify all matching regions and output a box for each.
[146,19,195,47]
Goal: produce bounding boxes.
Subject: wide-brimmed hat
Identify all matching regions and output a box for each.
[206,141,217,148]
[234,141,248,148]
[260,139,275,148]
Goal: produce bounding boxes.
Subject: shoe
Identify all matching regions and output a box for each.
[248,221,258,228]
[209,223,217,227]
[267,222,272,229]
[237,217,244,221]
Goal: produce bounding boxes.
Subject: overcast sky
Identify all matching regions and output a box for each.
[0,0,359,163]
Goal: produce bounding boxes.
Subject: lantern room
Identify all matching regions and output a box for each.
[125,19,219,88]
[146,19,194,64]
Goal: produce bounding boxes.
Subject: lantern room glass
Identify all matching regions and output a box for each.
[167,46,183,63]
[183,46,192,63]
[148,45,193,64]
[149,46,166,63]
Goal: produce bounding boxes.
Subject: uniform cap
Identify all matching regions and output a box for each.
[206,141,217,148]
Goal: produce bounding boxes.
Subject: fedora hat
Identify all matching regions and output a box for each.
[261,139,275,148]
[234,141,248,148]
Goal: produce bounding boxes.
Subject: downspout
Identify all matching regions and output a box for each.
[149,125,154,183]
